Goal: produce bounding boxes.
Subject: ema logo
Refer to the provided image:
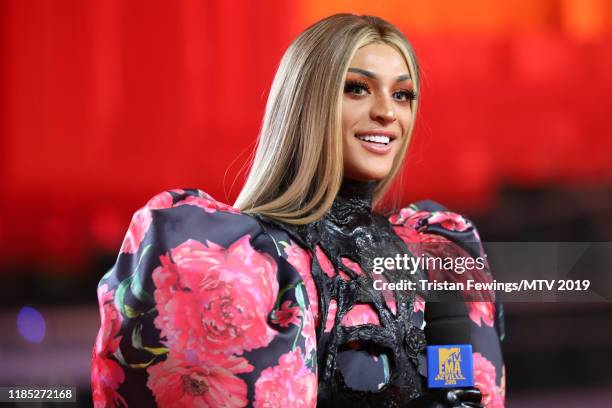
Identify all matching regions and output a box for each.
[434,347,466,385]
[427,344,474,388]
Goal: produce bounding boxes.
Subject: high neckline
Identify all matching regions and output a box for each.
[325,178,377,224]
[336,178,377,209]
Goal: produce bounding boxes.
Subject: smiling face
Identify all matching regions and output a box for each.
[342,42,415,181]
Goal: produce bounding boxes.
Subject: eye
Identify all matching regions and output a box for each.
[344,80,371,96]
[393,89,417,102]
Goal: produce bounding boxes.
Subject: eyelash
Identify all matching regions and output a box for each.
[344,80,417,101]
[344,80,371,94]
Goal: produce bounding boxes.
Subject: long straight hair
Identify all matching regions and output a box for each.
[234,14,420,224]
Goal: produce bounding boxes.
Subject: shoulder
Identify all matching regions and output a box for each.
[388,199,480,241]
[116,188,308,290]
[120,188,266,255]
[133,188,243,219]
[387,199,488,268]
[108,187,312,316]
[94,191,319,406]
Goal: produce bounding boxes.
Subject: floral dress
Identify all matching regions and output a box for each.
[92,184,505,407]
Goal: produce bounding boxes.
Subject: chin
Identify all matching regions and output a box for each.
[367,171,390,181]
[363,160,394,180]
[347,166,392,181]
[344,149,395,181]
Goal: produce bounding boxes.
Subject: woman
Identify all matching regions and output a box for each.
[92,14,505,407]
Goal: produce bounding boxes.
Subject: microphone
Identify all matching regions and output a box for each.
[424,299,474,389]
[405,296,482,407]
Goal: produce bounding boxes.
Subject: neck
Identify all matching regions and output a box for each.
[331,178,377,217]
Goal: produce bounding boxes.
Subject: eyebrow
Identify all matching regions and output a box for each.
[347,67,411,82]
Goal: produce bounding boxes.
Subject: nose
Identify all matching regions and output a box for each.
[370,94,396,125]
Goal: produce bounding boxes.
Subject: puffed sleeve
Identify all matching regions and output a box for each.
[389,200,506,408]
[91,189,317,408]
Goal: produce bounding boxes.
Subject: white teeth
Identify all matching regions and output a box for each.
[357,135,391,145]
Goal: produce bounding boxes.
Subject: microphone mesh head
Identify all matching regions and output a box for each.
[424,301,471,345]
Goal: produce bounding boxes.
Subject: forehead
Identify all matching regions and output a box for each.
[349,43,409,77]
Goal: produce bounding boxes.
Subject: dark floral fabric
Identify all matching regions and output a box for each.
[389,201,505,407]
[92,189,505,407]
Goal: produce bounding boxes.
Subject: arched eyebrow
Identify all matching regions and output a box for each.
[347,68,411,82]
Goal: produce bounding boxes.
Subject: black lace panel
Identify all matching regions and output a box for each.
[257,179,428,407]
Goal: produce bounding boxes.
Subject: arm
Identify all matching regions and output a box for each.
[391,201,505,408]
[92,189,317,407]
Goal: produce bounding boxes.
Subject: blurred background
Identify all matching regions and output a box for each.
[1,0,611,406]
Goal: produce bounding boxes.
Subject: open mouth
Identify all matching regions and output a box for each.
[355,134,392,146]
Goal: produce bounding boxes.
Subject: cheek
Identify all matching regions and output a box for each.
[398,107,414,134]
[341,105,357,136]
[341,98,370,135]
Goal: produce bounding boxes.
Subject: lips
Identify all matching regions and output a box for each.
[354,130,397,155]
[356,134,391,145]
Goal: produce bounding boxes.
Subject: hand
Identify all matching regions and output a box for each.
[405,387,483,408]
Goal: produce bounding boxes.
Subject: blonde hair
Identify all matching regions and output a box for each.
[234,14,420,224]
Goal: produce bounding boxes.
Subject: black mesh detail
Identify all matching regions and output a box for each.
[256,179,427,407]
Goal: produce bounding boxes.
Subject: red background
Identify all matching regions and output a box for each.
[1,0,611,269]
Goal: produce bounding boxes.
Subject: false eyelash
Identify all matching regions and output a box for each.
[398,90,418,101]
[344,80,370,93]
[345,80,418,101]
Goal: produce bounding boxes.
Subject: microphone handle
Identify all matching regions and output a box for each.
[404,388,483,408]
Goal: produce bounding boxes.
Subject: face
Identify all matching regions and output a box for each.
[342,42,415,181]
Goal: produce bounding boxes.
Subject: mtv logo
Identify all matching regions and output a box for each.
[427,344,474,388]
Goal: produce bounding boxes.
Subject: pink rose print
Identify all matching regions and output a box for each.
[92,355,127,408]
[254,347,317,408]
[387,299,398,315]
[284,242,312,278]
[396,206,417,222]
[392,225,421,245]
[174,194,241,214]
[341,303,380,326]
[391,207,459,246]
[146,191,176,210]
[324,299,337,332]
[373,274,398,315]
[120,208,151,254]
[94,284,123,356]
[393,229,495,303]
[92,284,126,407]
[272,300,301,327]
[473,352,504,408]
[427,212,471,232]
[422,242,495,303]
[301,309,317,360]
[152,236,279,357]
[468,302,495,327]
[120,191,173,254]
[413,294,425,314]
[340,257,364,280]
[147,351,250,408]
[284,242,320,325]
[338,270,351,280]
[500,366,506,401]
[389,208,430,230]
[393,224,451,247]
